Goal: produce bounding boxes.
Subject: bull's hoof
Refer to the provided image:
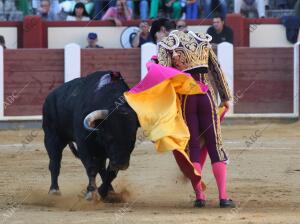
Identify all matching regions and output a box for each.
[48,189,61,195]
[98,184,109,199]
[85,190,100,201]
[108,184,114,193]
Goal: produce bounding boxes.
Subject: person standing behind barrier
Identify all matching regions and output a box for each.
[102,0,132,26]
[37,0,58,21]
[132,21,152,48]
[66,2,90,21]
[207,14,233,45]
[86,32,103,48]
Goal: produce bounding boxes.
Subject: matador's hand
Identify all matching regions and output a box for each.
[220,101,230,109]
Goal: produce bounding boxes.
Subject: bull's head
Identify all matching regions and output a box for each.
[83,106,138,171]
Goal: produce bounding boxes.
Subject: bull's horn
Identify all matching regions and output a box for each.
[83,110,109,131]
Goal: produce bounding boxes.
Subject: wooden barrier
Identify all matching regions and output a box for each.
[81,48,140,88]
[0,46,298,120]
[3,49,64,117]
[234,47,294,115]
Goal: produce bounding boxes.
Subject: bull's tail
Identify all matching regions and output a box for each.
[68,142,79,158]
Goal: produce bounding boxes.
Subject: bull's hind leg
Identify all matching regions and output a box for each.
[44,132,67,195]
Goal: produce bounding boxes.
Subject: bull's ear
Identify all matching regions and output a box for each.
[110,71,122,80]
[83,110,109,131]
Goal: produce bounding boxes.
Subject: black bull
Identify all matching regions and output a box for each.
[42,71,139,199]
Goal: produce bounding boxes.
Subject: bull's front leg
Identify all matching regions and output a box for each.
[84,166,99,201]
[98,163,118,198]
[98,159,115,193]
[77,145,100,201]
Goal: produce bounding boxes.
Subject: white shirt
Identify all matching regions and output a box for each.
[66,15,90,21]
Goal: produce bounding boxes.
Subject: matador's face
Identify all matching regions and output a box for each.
[171,50,186,71]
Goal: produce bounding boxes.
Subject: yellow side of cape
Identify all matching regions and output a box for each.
[124,74,203,154]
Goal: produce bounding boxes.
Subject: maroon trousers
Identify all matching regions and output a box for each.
[182,90,227,164]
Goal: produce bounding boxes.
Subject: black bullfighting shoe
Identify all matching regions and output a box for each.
[219,199,236,208]
[194,199,206,208]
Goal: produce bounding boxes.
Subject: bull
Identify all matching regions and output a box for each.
[42,71,139,199]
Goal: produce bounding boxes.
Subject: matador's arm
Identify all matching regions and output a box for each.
[208,47,232,102]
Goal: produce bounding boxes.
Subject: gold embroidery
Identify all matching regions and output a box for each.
[206,92,225,161]
[204,75,226,161]
[157,30,211,70]
[182,95,189,155]
[158,45,172,67]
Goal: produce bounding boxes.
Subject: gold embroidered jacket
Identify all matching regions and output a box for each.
[157,30,232,102]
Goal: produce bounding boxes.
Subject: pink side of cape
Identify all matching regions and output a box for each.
[129,62,209,94]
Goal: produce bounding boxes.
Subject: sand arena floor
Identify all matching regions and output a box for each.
[0,121,299,224]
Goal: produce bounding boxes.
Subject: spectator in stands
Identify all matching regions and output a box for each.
[32,0,40,15]
[1,0,23,21]
[203,0,227,18]
[102,0,132,26]
[176,19,188,32]
[15,0,30,16]
[132,21,151,47]
[0,35,6,49]
[275,0,294,9]
[84,0,95,16]
[207,14,234,44]
[66,2,90,21]
[234,0,265,18]
[186,0,199,19]
[92,0,116,20]
[57,0,75,20]
[33,0,60,14]
[37,0,58,21]
[55,1,93,20]
[150,0,182,19]
[127,0,149,20]
[50,0,60,15]
[86,32,103,48]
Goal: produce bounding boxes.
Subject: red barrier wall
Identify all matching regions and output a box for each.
[234,47,294,113]
[81,48,140,87]
[2,47,295,117]
[4,49,64,116]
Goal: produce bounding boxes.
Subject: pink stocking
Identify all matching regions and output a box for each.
[192,162,206,200]
[199,146,208,169]
[212,161,228,200]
